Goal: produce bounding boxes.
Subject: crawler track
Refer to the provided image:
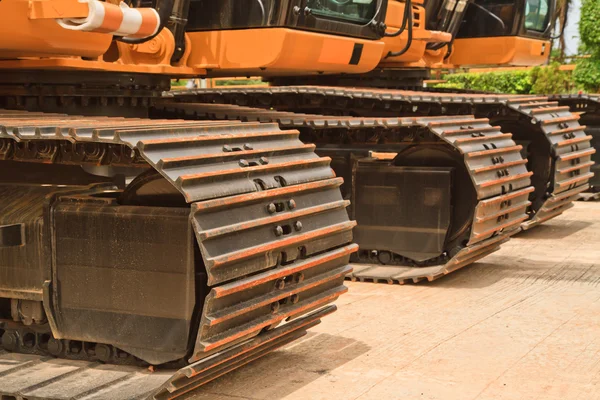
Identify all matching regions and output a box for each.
[0,110,354,398]
[552,93,600,194]
[157,102,534,284]
[170,87,595,229]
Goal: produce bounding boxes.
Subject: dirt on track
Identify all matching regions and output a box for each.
[185,201,600,400]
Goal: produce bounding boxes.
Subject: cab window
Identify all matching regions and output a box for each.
[306,0,379,25]
[456,0,516,38]
[524,0,550,32]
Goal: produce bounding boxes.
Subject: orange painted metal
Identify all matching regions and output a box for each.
[0,0,200,74]
[449,36,551,67]
[380,1,451,66]
[0,0,110,58]
[0,57,204,75]
[184,28,384,76]
[28,0,89,19]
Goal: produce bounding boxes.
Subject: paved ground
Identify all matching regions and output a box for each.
[187,202,600,400]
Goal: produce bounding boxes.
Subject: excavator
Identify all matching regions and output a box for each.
[0,0,593,398]
[165,0,594,281]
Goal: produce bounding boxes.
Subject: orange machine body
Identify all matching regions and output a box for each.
[0,0,551,78]
[184,29,384,77]
[0,0,386,77]
[448,36,551,67]
[380,0,451,67]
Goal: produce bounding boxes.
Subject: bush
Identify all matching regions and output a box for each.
[216,79,263,86]
[530,63,570,95]
[435,64,572,95]
[573,57,600,93]
[579,0,600,52]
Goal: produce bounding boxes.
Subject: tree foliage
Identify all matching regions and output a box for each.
[573,58,600,93]
[574,0,600,92]
[579,0,600,51]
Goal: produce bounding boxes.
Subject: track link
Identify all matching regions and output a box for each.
[552,93,600,195]
[169,87,595,229]
[505,98,594,228]
[0,110,354,398]
[157,102,534,284]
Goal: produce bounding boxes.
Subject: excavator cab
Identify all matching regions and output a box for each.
[181,0,389,76]
[438,0,554,66]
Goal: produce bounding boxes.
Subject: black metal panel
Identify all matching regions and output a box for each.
[51,192,196,365]
[186,0,387,40]
[0,185,66,301]
[456,0,555,39]
[353,164,453,262]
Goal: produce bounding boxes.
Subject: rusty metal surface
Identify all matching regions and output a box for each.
[552,94,600,194]
[168,87,595,229]
[578,192,600,201]
[167,86,536,104]
[155,102,534,284]
[0,109,352,398]
[0,306,333,400]
[505,98,595,229]
[348,234,509,284]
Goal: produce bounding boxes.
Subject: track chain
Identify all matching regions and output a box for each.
[0,109,354,399]
[157,102,534,284]
[170,86,595,228]
[505,98,595,228]
[552,93,600,195]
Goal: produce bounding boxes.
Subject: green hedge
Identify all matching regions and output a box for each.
[215,79,263,86]
[434,63,573,95]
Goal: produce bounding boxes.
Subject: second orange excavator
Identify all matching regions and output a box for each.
[167,0,595,282]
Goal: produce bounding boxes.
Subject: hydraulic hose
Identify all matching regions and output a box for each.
[384,0,411,38]
[386,0,413,58]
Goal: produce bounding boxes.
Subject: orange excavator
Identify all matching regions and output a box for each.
[0,0,593,398]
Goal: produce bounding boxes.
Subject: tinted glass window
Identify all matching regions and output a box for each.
[306,0,379,24]
[186,0,384,39]
[524,0,550,32]
[456,0,516,38]
[187,0,284,30]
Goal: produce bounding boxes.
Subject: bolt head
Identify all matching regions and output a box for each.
[294,221,303,231]
[274,226,284,236]
[288,199,296,209]
[96,344,112,363]
[47,338,64,356]
[1,331,19,352]
[267,203,277,214]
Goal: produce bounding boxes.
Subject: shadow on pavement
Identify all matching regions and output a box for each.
[516,220,592,240]
[183,332,370,400]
